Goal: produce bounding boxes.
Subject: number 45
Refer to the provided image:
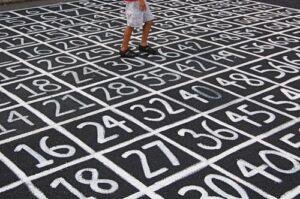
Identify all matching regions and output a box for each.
[226,104,275,127]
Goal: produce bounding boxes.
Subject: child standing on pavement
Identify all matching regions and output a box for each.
[120,0,156,58]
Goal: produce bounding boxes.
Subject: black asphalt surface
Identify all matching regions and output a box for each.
[0,0,299,198]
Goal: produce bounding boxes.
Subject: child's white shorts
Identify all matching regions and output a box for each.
[125,1,154,28]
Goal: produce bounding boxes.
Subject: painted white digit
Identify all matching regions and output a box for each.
[268,36,299,45]
[0,40,16,48]
[281,88,300,100]
[216,77,246,89]
[238,104,275,123]
[149,98,185,114]
[109,82,138,95]
[251,62,299,79]
[83,66,107,77]
[142,140,180,166]
[0,72,16,82]
[122,140,179,178]
[178,185,222,199]
[15,83,47,98]
[180,89,209,103]
[32,79,61,92]
[237,159,281,183]
[263,95,300,111]
[38,56,77,70]
[122,150,168,178]
[178,128,222,150]
[20,25,47,32]
[251,64,286,79]
[77,115,132,144]
[283,53,300,66]
[205,174,249,199]
[14,136,76,168]
[226,104,275,127]
[130,104,166,121]
[91,82,138,101]
[77,122,119,144]
[42,99,76,117]
[104,59,144,71]
[158,48,180,58]
[229,73,264,87]
[134,73,166,86]
[280,133,300,148]
[7,65,35,77]
[0,124,16,135]
[176,60,216,74]
[240,42,274,54]
[14,144,54,168]
[178,174,249,199]
[211,50,246,62]
[201,120,238,140]
[8,110,34,126]
[192,86,222,99]
[40,136,76,158]
[34,32,69,41]
[91,86,121,101]
[61,71,92,84]
[226,111,262,127]
[18,47,53,58]
[148,69,181,82]
[51,177,96,199]
[102,115,133,133]
[259,150,300,174]
[75,168,118,194]
[56,39,88,50]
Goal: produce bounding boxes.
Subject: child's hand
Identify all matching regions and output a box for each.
[138,0,146,11]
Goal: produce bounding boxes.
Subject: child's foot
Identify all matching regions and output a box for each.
[139,45,156,55]
[119,48,137,58]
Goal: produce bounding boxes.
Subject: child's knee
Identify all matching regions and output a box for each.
[126,26,135,31]
[145,20,154,26]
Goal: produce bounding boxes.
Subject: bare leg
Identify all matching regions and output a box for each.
[121,26,134,51]
[140,20,154,47]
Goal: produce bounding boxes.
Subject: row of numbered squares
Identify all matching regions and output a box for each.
[0,110,152,174]
[0,67,192,105]
[0,121,299,198]
[154,139,300,199]
[139,94,294,137]
[27,29,122,44]
[0,3,297,21]
[6,44,118,62]
[0,158,139,198]
[0,164,271,198]
[163,38,222,55]
[237,59,300,84]
[1,66,298,122]
[0,93,295,143]
[0,132,199,186]
[1,144,298,199]
[0,17,125,34]
[200,69,274,97]
[0,60,117,88]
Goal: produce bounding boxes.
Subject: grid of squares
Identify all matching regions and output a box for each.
[0,0,300,198]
